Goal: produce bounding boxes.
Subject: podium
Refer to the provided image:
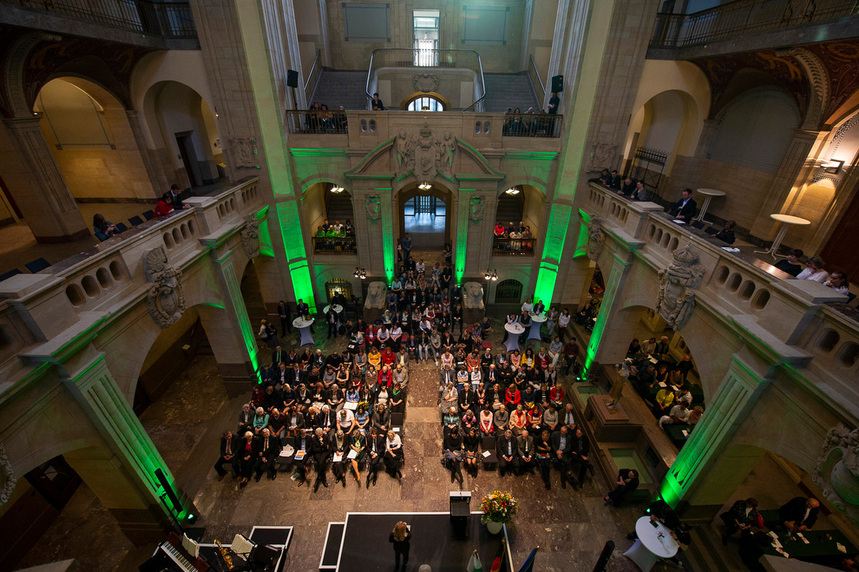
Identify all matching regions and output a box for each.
[449,491,472,540]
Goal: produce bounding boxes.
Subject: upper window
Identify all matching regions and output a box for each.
[407,96,445,112]
[413,9,439,66]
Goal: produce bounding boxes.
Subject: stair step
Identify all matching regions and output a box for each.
[310,70,369,110]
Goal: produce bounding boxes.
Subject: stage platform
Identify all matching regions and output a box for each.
[321,512,511,572]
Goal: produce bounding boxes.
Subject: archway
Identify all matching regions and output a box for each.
[303,182,356,254]
[494,184,545,255]
[398,183,452,251]
[142,80,221,190]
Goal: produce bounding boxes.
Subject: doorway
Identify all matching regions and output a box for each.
[404,194,447,250]
[175,131,202,187]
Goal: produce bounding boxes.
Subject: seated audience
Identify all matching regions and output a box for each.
[824,270,850,296]
[797,256,829,283]
[775,249,804,277]
[604,468,639,506]
[715,220,737,244]
[670,188,696,221]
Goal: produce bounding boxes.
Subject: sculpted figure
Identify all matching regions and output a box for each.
[462,282,485,310]
[364,281,387,310]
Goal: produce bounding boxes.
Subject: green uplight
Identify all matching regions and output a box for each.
[534,205,572,303]
[533,261,559,307]
[455,191,471,286]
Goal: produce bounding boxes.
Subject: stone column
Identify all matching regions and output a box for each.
[62,352,191,544]
[380,191,395,284]
[206,248,260,396]
[749,129,821,241]
[125,110,170,197]
[583,248,633,372]
[1,117,89,242]
[660,355,770,515]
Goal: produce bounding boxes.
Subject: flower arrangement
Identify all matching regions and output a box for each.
[480,490,519,524]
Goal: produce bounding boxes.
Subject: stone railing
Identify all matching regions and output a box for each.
[0,177,263,379]
[583,182,858,410]
[650,0,858,49]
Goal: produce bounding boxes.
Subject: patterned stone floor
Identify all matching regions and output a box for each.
[16,320,687,572]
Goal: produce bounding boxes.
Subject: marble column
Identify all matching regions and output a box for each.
[749,129,821,241]
[206,249,260,396]
[660,355,770,515]
[1,117,89,242]
[62,352,192,544]
[583,248,633,372]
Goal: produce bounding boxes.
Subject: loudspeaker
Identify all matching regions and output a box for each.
[154,468,182,512]
[551,74,564,93]
[286,69,299,88]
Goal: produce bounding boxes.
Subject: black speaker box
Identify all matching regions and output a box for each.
[286,69,299,88]
[551,74,564,93]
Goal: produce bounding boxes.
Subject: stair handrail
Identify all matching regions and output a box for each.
[365,48,487,111]
[304,49,322,102]
[528,54,545,105]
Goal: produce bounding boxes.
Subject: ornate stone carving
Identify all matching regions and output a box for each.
[789,47,830,130]
[462,282,485,310]
[586,216,606,261]
[230,137,259,169]
[589,142,617,171]
[365,195,381,220]
[468,196,484,221]
[241,215,260,259]
[0,442,15,506]
[655,243,706,329]
[143,247,186,329]
[364,281,387,310]
[412,73,440,93]
[813,424,859,525]
[394,127,457,179]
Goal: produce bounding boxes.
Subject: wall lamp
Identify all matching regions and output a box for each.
[822,160,844,174]
[484,269,498,281]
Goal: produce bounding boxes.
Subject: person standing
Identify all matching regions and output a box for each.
[169,183,190,210]
[277,301,292,336]
[547,91,560,114]
[389,521,411,571]
[402,232,412,262]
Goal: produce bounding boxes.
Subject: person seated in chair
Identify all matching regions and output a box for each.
[516,429,535,476]
[779,497,820,531]
[775,249,804,277]
[720,497,760,545]
[496,429,518,477]
[569,427,590,490]
[604,468,639,506]
[214,430,239,481]
[670,188,697,221]
[443,427,464,485]
[715,220,737,244]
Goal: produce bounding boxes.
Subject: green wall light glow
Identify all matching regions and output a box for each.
[533,261,559,306]
[534,205,572,302]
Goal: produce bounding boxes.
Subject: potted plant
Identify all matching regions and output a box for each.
[480,490,518,534]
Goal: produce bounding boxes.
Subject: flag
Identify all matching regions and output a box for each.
[466,549,483,572]
[489,538,506,572]
[517,547,538,572]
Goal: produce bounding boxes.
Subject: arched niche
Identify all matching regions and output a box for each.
[634,89,701,175]
[141,80,221,189]
[397,181,454,251]
[33,77,153,201]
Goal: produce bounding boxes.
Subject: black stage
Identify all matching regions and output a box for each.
[328,512,510,572]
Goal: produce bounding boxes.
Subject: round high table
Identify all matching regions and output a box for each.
[623,516,680,571]
[322,304,344,322]
[503,323,525,353]
[754,213,811,259]
[694,188,726,223]
[527,312,546,341]
[293,317,315,346]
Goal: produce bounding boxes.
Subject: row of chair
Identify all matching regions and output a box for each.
[109,209,156,236]
[0,257,51,282]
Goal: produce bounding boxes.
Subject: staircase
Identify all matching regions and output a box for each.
[482,72,542,113]
[495,195,522,225]
[310,70,369,110]
[326,193,354,222]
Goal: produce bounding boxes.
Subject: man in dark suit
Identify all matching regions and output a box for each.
[214,430,239,480]
[289,363,306,387]
[316,405,336,434]
[516,430,535,475]
[296,298,310,316]
[253,428,280,481]
[551,426,574,488]
[670,188,697,222]
[169,184,189,210]
[779,497,820,531]
[272,345,285,368]
[366,427,386,486]
[605,468,639,506]
[458,383,476,412]
[443,427,464,485]
[568,427,591,489]
[310,428,330,492]
[496,430,519,477]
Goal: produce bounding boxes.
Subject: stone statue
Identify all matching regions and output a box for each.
[0,442,15,506]
[468,196,484,222]
[438,133,456,176]
[586,217,606,261]
[364,281,387,310]
[143,247,187,329]
[607,359,631,409]
[241,215,260,259]
[589,142,617,171]
[655,243,705,330]
[365,195,381,220]
[462,282,485,310]
[813,423,859,526]
[395,131,415,175]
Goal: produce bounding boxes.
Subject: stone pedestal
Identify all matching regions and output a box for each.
[585,394,638,442]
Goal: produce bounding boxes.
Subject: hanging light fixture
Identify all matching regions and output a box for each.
[354,267,367,279]
[418,182,432,191]
[484,269,498,281]
[331,185,345,193]
[505,187,520,195]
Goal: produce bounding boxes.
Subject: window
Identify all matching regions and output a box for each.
[326,279,353,303]
[407,96,445,112]
[414,9,439,66]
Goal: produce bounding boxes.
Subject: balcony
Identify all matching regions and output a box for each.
[492,237,536,256]
[0,0,197,48]
[648,0,859,59]
[312,235,357,255]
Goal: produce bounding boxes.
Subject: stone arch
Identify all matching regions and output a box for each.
[789,47,830,131]
[396,180,454,250]
[634,89,702,175]
[1,33,55,118]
